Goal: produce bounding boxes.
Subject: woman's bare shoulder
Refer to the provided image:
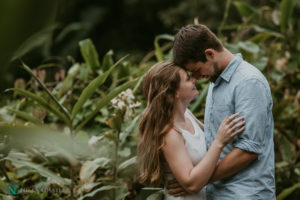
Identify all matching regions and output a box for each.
[164,128,185,146]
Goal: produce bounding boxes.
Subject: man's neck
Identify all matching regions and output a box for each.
[219,48,235,71]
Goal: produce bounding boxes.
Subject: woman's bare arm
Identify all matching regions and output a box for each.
[163,129,223,193]
[163,114,245,194]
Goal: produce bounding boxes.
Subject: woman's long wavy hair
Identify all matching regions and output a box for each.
[138,61,182,186]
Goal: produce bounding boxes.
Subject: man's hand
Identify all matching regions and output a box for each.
[167,179,188,197]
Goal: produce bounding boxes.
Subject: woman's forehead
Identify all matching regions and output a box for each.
[178,68,188,77]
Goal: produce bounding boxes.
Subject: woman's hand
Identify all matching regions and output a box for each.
[215,113,245,147]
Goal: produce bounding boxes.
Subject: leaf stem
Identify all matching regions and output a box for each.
[21,62,71,121]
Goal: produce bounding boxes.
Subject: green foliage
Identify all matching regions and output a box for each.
[71,55,129,119]
[1,39,144,199]
[228,1,300,198]
[233,1,258,19]
[154,34,174,61]
[280,0,296,32]
[79,39,101,73]
[5,88,69,124]
[1,0,299,199]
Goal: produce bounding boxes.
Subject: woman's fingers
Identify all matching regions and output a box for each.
[231,125,245,137]
[228,116,244,128]
[230,119,245,130]
[226,113,239,124]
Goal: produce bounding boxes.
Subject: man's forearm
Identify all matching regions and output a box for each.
[208,148,258,183]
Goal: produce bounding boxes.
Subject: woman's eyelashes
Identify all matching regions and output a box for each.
[186,73,191,81]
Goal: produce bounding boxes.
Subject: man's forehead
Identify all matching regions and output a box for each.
[185,61,200,72]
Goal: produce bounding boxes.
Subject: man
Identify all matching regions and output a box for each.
[168,24,275,199]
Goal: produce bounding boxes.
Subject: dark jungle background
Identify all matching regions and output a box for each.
[0,0,299,199]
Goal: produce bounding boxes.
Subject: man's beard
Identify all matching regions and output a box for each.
[210,62,223,82]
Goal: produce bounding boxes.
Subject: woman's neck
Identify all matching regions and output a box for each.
[173,101,188,124]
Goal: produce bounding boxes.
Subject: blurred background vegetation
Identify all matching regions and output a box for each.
[0,0,299,199]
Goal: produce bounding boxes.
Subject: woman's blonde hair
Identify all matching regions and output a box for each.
[138,61,182,186]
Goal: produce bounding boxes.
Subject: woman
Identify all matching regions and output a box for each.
[138,61,245,199]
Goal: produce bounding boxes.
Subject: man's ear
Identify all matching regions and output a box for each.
[204,49,215,60]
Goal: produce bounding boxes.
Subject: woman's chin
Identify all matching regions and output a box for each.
[190,93,199,102]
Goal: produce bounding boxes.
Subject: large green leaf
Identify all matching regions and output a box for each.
[77,185,118,200]
[154,34,174,61]
[11,24,58,61]
[6,153,69,185]
[79,38,100,73]
[250,32,283,44]
[75,79,138,131]
[120,114,140,144]
[5,88,69,124]
[21,63,71,120]
[252,57,268,71]
[71,55,129,118]
[237,41,260,54]
[80,157,111,182]
[277,182,300,200]
[118,156,136,172]
[280,0,296,33]
[102,50,114,71]
[233,1,258,18]
[56,63,80,98]
[133,75,145,94]
[6,108,42,125]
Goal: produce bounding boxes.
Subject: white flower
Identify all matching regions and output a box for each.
[111,89,138,110]
[111,98,118,105]
[117,100,126,109]
[129,101,141,108]
[124,89,135,101]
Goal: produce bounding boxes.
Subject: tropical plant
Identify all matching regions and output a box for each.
[0,38,143,200]
[219,0,300,199]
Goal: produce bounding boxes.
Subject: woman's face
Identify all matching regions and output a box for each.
[176,68,199,103]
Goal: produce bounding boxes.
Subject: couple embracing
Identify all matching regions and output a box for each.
[138,24,275,200]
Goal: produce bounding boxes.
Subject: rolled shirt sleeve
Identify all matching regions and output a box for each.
[233,78,270,154]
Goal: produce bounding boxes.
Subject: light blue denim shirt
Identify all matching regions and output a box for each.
[205,54,275,200]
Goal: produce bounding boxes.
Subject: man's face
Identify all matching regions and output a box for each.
[185,60,222,82]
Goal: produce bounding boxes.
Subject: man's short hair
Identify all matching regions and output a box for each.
[173,24,223,67]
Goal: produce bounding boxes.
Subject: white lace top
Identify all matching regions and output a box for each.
[164,110,207,200]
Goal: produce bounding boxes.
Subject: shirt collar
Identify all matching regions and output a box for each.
[214,53,243,85]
